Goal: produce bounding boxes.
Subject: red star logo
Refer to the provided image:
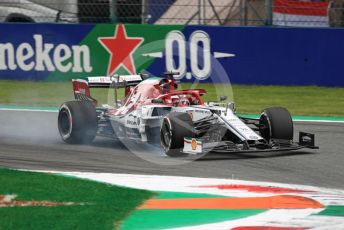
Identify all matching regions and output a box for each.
[98,24,144,75]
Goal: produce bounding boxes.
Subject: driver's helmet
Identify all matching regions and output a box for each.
[159,79,171,94]
[178,98,190,106]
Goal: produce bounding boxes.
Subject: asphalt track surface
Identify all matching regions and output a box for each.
[0,110,344,189]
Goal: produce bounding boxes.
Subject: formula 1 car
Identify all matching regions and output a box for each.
[58,72,318,157]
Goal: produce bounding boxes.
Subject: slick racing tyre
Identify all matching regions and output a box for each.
[259,107,293,142]
[58,100,97,144]
[160,112,195,157]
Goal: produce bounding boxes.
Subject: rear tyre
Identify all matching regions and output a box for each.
[58,101,97,144]
[259,107,293,142]
[160,112,194,157]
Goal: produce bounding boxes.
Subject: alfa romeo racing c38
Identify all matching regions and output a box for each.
[58,72,317,157]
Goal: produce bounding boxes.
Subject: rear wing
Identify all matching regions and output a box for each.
[72,75,144,105]
[87,75,143,88]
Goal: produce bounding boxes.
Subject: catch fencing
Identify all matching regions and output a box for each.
[0,0,343,27]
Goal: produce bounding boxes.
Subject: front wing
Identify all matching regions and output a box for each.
[183,132,318,155]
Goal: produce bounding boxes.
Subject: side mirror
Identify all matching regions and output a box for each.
[164,71,180,80]
[220,96,228,102]
[116,100,122,106]
[227,102,236,112]
[110,74,119,81]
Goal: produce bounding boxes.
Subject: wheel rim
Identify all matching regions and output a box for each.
[161,123,171,148]
[259,114,271,141]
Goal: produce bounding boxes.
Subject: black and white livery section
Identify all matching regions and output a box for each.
[172,105,318,156]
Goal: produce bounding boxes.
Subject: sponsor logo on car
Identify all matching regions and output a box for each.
[191,138,197,150]
[126,120,137,125]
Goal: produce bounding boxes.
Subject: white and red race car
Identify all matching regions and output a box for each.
[58,72,317,157]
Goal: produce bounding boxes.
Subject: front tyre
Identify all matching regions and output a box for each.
[58,101,97,144]
[259,107,293,143]
[160,112,194,157]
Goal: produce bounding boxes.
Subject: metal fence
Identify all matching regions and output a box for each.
[0,0,343,27]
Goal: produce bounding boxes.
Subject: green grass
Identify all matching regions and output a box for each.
[232,85,344,117]
[1,80,344,116]
[0,168,153,230]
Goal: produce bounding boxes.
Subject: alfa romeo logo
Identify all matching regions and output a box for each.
[191,138,197,151]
